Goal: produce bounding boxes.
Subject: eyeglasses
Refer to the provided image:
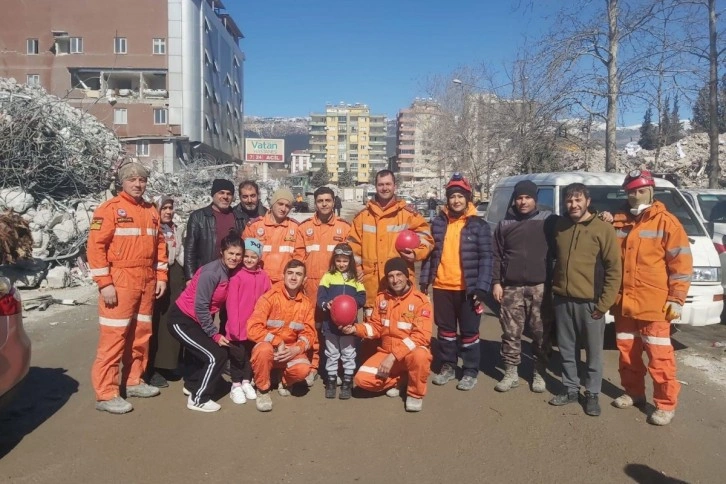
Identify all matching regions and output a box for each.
[334,248,353,256]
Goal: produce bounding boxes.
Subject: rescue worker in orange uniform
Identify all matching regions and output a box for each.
[243,188,298,284]
[343,257,433,412]
[294,186,351,386]
[247,259,316,412]
[88,162,168,414]
[610,170,692,426]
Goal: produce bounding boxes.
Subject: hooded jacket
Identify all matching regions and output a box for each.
[225,265,272,341]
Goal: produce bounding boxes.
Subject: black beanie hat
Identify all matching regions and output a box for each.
[513,180,538,200]
[211,179,235,197]
[384,257,409,278]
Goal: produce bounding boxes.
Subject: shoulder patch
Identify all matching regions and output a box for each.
[90,217,103,230]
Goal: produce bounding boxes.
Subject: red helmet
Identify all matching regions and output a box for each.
[622,169,655,190]
[445,172,472,193]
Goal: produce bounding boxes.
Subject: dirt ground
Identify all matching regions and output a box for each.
[1,290,725,484]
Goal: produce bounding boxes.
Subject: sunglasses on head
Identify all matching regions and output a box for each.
[334,248,353,256]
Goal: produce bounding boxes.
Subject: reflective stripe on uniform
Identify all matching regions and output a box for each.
[386,224,407,233]
[99,316,131,327]
[146,228,158,236]
[669,273,692,282]
[279,246,294,253]
[90,267,109,276]
[306,244,321,252]
[287,357,311,368]
[382,319,390,327]
[615,229,629,238]
[402,337,416,350]
[267,319,284,328]
[263,245,273,252]
[136,313,152,323]
[667,246,691,258]
[616,332,639,340]
[354,255,362,265]
[359,365,378,374]
[363,323,374,337]
[640,230,664,239]
[326,244,337,252]
[397,321,412,330]
[299,335,310,350]
[362,224,377,233]
[289,322,304,331]
[641,335,672,346]
[264,333,275,342]
[115,228,141,236]
[156,262,168,270]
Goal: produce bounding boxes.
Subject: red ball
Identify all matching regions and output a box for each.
[330,295,358,327]
[395,229,419,252]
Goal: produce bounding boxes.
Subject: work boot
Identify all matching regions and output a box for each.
[432,363,456,386]
[148,371,169,388]
[256,390,273,412]
[325,376,337,399]
[648,409,675,426]
[456,375,478,391]
[305,369,318,388]
[612,393,646,409]
[531,363,546,393]
[584,391,601,416]
[339,376,353,400]
[95,396,133,414]
[405,396,423,412]
[126,382,161,398]
[548,391,579,406]
[494,365,520,392]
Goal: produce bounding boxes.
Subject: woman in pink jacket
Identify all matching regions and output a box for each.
[225,238,272,404]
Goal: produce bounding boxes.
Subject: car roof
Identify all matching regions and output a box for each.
[681,188,726,194]
[495,171,677,189]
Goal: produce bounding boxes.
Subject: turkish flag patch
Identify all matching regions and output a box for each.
[421,309,431,317]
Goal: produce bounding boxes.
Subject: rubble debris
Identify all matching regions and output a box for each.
[41,266,71,289]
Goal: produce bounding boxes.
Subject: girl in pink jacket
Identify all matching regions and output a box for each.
[225,238,272,404]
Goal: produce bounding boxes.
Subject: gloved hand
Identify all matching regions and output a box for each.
[472,289,488,302]
[663,301,683,321]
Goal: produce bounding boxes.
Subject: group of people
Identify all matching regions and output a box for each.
[88,162,691,425]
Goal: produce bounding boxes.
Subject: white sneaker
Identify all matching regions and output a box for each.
[241,382,257,400]
[256,391,273,412]
[229,386,246,405]
[386,387,400,398]
[187,396,221,412]
[405,396,423,412]
[182,386,191,396]
[305,369,318,387]
[277,382,291,396]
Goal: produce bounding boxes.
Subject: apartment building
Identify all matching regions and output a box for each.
[290,150,311,174]
[309,103,387,183]
[395,99,441,182]
[0,0,244,173]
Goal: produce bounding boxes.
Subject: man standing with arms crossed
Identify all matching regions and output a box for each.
[294,186,351,386]
[88,161,168,414]
[549,183,622,416]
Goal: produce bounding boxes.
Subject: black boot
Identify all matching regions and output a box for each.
[339,376,353,400]
[325,376,337,399]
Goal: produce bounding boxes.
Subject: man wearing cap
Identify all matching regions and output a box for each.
[234,180,268,221]
[609,170,692,426]
[294,186,351,386]
[491,179,557,394]
[343,257,433,412]
[87,161,168,414]
[184,179,247,282]
[243,188,299,284]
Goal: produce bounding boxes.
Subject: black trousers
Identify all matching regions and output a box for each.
[228,340,253,383]
[433,288,481,377]
[167,304,228,404]
[148,264,185,373]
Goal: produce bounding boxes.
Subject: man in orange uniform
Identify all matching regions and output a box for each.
[247,259,316,412]
[343,257,432,412]
[243,188,298,284]
[610,170,692,426]
[294,186,351,386]
[88,162,168,414]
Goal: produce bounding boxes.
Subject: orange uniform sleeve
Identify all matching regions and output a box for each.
[355,296,383,340]
[391,297,433,361]
[663,218,693,304]
[87,202,116,289]
[246,292,282,346]
[293,224,306,261]
[242,222,255,240]
[347,212,364,270]
[295,302,316,353]
[407,211,434,262]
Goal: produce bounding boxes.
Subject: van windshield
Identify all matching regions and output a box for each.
[565,186,706,237]
[697,194,726,222]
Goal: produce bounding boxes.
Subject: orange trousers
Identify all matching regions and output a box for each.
[251,342,311,391]
[91,266,156,401]
[615,316,680,411]
[305,277,321,371]
[354,348,432,399]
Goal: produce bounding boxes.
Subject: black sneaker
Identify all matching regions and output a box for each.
[325,378,337,399]
[548,391,579,406]
[148,371,169,388]
[584,391,601,416]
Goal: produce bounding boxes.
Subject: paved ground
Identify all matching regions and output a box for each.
[1,289,725,483]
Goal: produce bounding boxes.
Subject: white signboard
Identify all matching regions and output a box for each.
[245,138,284,163]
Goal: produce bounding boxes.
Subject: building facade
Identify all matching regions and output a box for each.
[0,0,244,173]
[395,99,441,182]
[290,149,311,174]
[309,103,387,183]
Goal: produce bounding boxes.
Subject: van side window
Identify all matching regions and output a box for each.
[537,188,554,212]
[486,187,514,224]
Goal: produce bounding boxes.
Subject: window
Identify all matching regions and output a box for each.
[26,74,40,87]
[114,37,127,54]
[204,116,211,132]
[70,37,83,53]
[136,140,150,157]
[153,108,167,125]
[27,39,39,55]
[152,38,166,54]
[113,108,127,125]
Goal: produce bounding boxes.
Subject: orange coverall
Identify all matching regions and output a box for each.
[243,214,299,284]
[87,191,168,401]
[612,201,693,411]
[353,286,433,399]
[348,199,433,309]
[294,214,351,371]
[247,283,316,391]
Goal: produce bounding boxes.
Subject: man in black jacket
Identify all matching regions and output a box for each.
[491,180,556,394]
[233,180,268,221]
[184,179,248,282]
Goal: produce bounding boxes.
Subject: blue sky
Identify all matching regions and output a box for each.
[229,1,657,125]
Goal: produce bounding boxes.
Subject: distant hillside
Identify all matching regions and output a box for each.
[244,116,309,160]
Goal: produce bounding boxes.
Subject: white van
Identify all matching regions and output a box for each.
[486,172,724,326]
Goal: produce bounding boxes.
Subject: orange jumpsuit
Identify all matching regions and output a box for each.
[243,214,299,284]
[247,283,316,391]
[353,286,432,399]
[294,214,351,371]
[88,191,168,401]
[612,201,692,411]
